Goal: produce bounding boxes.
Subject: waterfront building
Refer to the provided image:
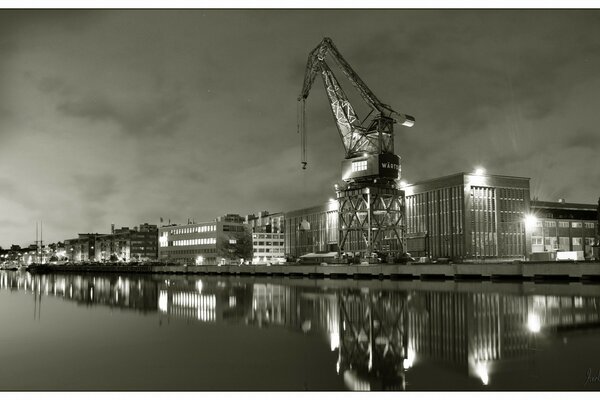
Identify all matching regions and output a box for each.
[65,234,103,262]
[284,200,339,259]
[245,211,285,264]
[158,214,251,265]
[403,172,531,261]
[95,223,158,262]
[528,200,598,260]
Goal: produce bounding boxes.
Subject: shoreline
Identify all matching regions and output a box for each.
[22,261,600,282]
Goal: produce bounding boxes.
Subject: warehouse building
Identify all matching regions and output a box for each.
[527,200,598,260]
[403,172,531,261]
[284,200,339,259]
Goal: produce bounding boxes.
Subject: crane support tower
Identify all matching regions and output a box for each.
[298,37,415,261]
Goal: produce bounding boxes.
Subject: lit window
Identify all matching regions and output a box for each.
[351,160,367,172]
[572,222,582,228]
[229,239,237,244]
[572,237,582,245]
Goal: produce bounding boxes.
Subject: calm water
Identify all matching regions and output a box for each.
[1,271,600,390]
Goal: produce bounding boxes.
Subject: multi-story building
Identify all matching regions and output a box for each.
[403,172,531,261]
[528,200,598,260]
[284,200,339,259]
[95,223,158,262]
[65,224,158,263]
[245,211,285,264]
[158,214,251,265]
[65,233,103,262]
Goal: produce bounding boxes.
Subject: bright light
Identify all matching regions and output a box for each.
[527,313,541,333]
[399,180,408,188]
[403,347,416,369]
[475,362,489,385]
[330,332,339,351]
[196,255,204,265]
[196,280,203,293]
[474,167,486,176]
[329,198,335,203]
[524,214,538,230]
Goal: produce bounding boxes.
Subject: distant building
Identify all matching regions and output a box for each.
[158,214,250,265]
[528,200,598,260]
[245,211,285,264]
[65,234,103,262]
[95,223,158,262]
[403,172,531,261]
[65,223,158,263]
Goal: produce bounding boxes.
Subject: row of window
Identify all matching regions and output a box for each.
[168,225,216,235]
[162,249,216,255]
[253,241,284,246]
[171,238,216,247]
[531,237,596,246]
[253,234,284,239]
[253,248,285,254]
[536,221,595,229]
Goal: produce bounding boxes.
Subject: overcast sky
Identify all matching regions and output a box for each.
[1,9,599,247]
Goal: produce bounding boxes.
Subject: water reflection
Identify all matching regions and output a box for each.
[1,271,599,390]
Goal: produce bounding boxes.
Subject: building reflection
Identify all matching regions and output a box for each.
[0,271,158,313]
[2,271,600,390]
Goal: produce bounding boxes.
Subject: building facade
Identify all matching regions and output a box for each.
[158,214,251,265]
[245,211,285,265]
[65,224,158,263]
[284,201,339,259]
[403,172,531,261]
[528,200,598,260]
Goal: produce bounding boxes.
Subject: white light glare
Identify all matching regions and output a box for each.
[474,167,486,176]
[524,214,538,230]
[527,313,541,333]
[403,347,416,369]
[475,362,489,385]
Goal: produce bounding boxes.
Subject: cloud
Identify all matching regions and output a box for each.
[57,90,189,137]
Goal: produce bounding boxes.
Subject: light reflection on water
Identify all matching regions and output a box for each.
[1,270,600,390]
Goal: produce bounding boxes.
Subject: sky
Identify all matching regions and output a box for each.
[1,9,599,247]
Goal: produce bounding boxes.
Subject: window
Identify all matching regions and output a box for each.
[585,237,596,246]
[532,237,543,245]
[229,239,237,244]
[544,220,555,228]
[572,237,582,246]
[558,221,569,228]
[585,222,595,229]
[352,160,367,172]
[572,222,582,228]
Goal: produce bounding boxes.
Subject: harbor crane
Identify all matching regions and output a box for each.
[298,37,415,261]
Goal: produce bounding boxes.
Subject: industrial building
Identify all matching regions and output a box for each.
[245,211,286,265]
[158,214,250,265]
[285,171,539,261]
[284,201,338,259]
[527,200,598,260]
[403,172,531,261]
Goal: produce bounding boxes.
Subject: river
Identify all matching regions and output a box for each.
[1,270,599,390]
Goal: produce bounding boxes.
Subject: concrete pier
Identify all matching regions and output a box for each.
[155,261,600,281]
[26,261,600,282]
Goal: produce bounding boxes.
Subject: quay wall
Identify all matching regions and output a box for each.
[24,261,600,282]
